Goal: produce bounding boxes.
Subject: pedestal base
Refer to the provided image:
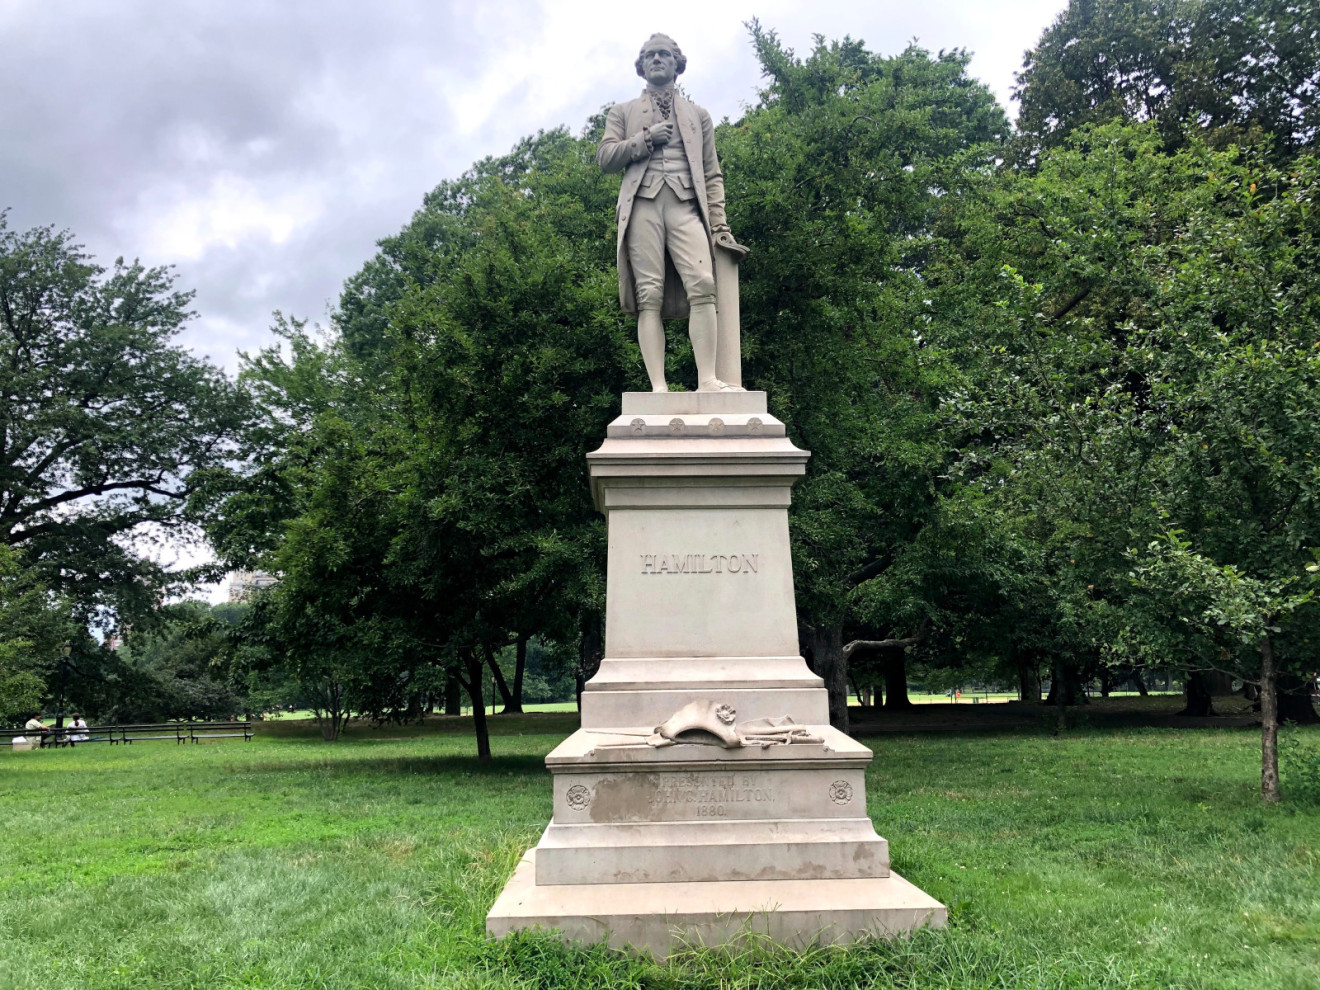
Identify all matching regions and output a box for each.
[537,725,888,885]
[487,850,946,958]
[484,392,946,957]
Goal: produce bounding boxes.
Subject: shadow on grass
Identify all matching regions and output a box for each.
[255,711,581,741]
[231,752,549,778]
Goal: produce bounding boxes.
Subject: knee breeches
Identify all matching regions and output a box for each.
[625,184,716,311]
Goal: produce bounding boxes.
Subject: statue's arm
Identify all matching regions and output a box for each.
[596,104,650,174]
[699,109,729,232]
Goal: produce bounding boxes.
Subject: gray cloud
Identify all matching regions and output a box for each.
[3,0,513,361]
[4,2,1064,373]
[2,1,1065,599]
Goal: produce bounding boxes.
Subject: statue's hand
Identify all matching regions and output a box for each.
[713,228,750,260]
[646,121,674,146]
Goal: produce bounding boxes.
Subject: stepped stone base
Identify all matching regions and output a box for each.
[535,725,888,886]
[485,391,945,956]
[487,850,946,959]
[535,817,889,885]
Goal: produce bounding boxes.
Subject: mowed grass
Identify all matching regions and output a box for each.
[1,715,1318,989]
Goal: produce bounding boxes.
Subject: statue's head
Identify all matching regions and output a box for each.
[635,33,685,86]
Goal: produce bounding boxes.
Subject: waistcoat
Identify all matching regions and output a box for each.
[638,96,695,202]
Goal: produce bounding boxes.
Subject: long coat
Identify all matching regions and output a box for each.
[597,89,728,318]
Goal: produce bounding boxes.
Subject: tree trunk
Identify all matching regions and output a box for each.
[1179,671,1215,716]
[313,676,349,741]
[1131,669,1148,696]
[1018,656,1041,702]
[459,651,491,761]
[1099,669,1112,698]
[444,673,462,715]
[1276,672,1319,724]
[576,613,603,712]
[811,624,849,733]
[1260,636,1279,803]
[485,643,515,713]
[507,634,527,714]
[883,648,912,710]
[1047,658,1087,706]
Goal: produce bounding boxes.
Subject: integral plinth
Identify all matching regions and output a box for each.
[485,391,945,957]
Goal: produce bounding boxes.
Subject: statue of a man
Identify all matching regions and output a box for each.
[598,33,748,393]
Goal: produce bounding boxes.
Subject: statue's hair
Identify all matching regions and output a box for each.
[635,33,686,77]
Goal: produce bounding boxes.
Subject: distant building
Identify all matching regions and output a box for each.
[227,571,278,602]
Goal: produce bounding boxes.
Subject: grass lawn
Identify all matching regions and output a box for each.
[2,715,1317,989]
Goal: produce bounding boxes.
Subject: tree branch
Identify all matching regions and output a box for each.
[846,555,891,588]
[842,636,921,658]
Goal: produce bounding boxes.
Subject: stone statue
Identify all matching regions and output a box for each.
[598,33,750,393]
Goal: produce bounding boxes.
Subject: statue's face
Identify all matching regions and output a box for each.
[640,41,678,87]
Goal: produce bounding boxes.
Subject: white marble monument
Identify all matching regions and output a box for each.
[485,33,944,957]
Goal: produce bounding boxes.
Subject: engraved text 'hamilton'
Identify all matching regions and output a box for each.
[640,553,759,574]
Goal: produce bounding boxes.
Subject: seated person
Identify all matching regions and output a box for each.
[69,714,89,744]
[23,714,51,748]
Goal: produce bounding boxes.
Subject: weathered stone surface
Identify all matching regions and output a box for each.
[529,725,889,885]
[620,390,767,416]
[583,422,819,729]
[487,851,947,959]
[535,818,889,885]
[599,36,748,392]
[485,395,945,948]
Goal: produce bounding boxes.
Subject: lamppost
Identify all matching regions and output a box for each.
[55,641,71,729]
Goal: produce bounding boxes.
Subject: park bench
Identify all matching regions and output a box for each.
[102,721,254,744]
[1,725,112,748]
[3,721,253,748]
[179,720,254,743]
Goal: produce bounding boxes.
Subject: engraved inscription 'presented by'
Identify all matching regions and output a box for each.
[641,553,760,575]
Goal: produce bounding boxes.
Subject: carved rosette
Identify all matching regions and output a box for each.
[828,780,854,805]
[565,783,593,811]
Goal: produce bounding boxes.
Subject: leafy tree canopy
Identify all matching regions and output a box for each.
[0,214,253,625]
[1015,0,1320,160]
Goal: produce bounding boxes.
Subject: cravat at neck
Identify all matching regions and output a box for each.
[649,87,675,120]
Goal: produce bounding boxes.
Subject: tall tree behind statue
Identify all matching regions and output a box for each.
[718,26,1008,729]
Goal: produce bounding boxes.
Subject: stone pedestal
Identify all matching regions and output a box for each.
[486,392,944,957]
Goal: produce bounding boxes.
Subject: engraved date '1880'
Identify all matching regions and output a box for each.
[641,553,759,575]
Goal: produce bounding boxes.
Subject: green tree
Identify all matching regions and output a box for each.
[112,600,248,722]
[1015,0,1320,159]
[381,126,626,744]
[213,129,628,754]
[0,215,253,625]
[213,317,405,742]
[0,546,58,724]
[933,123,1320,798]
[717,26,1008,728]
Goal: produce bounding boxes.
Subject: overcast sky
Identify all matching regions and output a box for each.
[2,0,1066,597]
